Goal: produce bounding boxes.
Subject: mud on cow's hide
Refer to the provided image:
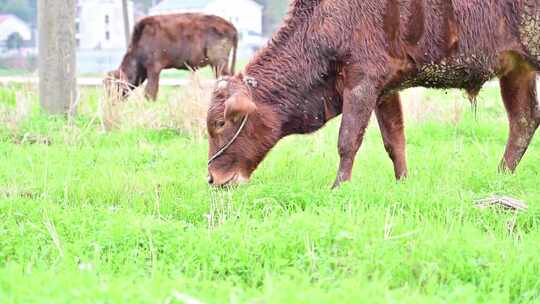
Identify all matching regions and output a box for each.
[521,1,540,61]
[206,0,540,188]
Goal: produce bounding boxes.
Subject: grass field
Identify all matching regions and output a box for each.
[0,69,33,77]
[0,58,250,79]
[0,82,539,303]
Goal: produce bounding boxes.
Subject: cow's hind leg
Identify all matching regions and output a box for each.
[499,66,540,172]
[376,93,407,180]
[145,67,161,101]
[211,59,229,78]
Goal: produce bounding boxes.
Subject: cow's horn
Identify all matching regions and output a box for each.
[244,76,258,88]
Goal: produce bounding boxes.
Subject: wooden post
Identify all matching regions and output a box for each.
[38,0,77,115]
[122,0,130,47]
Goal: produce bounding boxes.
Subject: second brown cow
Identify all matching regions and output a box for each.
[107,13,238,100]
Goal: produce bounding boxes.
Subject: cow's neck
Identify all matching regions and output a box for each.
[244,9,338,136]
[119,50,144,87]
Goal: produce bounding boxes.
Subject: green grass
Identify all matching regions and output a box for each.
[79,59,250,79]
[0,85,540,303]
[79,68,213,79]
[0,68,33,77]
[0,68,215,79]
[0,59,250,79]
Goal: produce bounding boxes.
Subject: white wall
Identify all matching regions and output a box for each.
[0,16,32,42]
[205,0,262,34]
[149,7,199,15]
[76,0,134,50]
[149,0,263,35]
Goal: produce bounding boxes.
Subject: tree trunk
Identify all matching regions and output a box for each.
[122,0,130,47]
[38,0,77,115]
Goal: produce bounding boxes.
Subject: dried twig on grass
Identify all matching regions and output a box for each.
[0,89,33,130]
[99,77,126,132]
[475,196,528,211]
[12,132,52,145]
[164,291,204,304]
[167,71,211,139]
[99,71,211,136]
[43,210,64,259]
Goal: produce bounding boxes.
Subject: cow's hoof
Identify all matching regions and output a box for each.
[497,160,516,174]
[331,179,347,189]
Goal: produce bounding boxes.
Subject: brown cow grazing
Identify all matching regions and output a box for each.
[106,13,238,100]
[206,0,540,188]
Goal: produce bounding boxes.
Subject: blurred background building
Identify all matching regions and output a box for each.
[75,0,136,74]
[76,0,135,50]
[150,0,262,34]
[0,14,32,52]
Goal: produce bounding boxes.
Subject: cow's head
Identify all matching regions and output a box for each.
[206,75,280,187]
[104,69,132,99]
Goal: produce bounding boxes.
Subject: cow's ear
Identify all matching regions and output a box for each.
[224,93,256,122]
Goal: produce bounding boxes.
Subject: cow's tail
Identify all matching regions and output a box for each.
[230,32,238,75]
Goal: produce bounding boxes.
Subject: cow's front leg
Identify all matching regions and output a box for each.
[145,68,161,101]
[333,81,379,188]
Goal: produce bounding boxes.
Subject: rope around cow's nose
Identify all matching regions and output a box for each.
[208,115,249,165]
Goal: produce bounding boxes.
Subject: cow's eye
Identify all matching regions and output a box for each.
[216,121,225,129]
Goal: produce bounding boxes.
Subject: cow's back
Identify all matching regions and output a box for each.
[133,13,237,70]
